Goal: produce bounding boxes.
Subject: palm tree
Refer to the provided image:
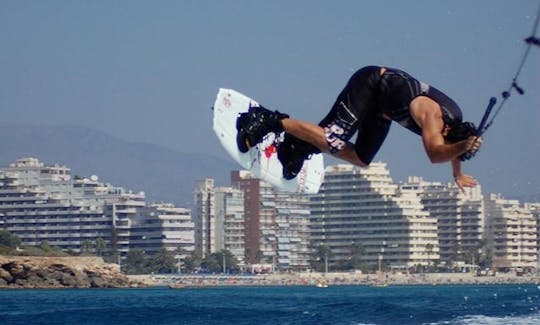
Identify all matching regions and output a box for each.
[148,248,176,273]
[123,250,148,274]
[425,243,434,264]
[350,241,365,271]
[95,238,106,257]
[81,240,94,254]
[313,244,332,273]
[182,251,201,273]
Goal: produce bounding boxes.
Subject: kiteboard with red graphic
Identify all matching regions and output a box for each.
[212,88,324,194]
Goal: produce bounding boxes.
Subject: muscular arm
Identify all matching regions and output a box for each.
[411,96,481,190]
[410,96,472,163]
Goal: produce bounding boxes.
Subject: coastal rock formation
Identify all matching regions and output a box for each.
[0,256,145,289]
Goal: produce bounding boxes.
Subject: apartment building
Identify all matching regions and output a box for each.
[230,171,262,264]
[231,171,312,270]
[274,192,311,271]
[192,178,216,258]
[310,163,439,269]
[0,158,194,260]
[401,177,485,265]
[123,203,195,259]
[484,193,537,271]
[215,186,245,266]
[230,171,277,265]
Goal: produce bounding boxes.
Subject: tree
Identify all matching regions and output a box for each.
[311,244,332,272]
[479,247,493,269]
[123,250,148,274]
[147,248,177,274]
[201,254,221,273]
[81,240,94,255]
[425,243,435,265]
[463,241,484,266]
[95,238,107,257]
[182,251,201,273]
[217,249,240,273]
[0,230,21,248]
[349,241,365,271]
[39,241,52,252]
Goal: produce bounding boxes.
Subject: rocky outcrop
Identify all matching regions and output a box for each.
[0,256,146,289]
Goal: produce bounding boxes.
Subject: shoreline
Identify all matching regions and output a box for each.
[129,272,540,288]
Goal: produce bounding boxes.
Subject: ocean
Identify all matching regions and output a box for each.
[1,284,539,325]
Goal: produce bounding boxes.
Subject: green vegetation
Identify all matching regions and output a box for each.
[121,249,241,275]
[0,231,70,256]
[0,230,21,248]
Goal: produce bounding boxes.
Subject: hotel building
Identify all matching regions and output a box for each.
[274,192,311,271]
[215,186,246,266]
[310,163,439,269]
[484,193,537,271]
[401,177,485,265]
[0,158,194,260]
[230,171,312,270]
[192,178,216,258]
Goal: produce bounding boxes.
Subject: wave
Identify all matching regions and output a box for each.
[427,311,540,325]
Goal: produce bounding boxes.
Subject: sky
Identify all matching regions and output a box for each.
[1,0,539,199]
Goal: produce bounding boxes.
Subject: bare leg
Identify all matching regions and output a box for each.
[281,118,368,167]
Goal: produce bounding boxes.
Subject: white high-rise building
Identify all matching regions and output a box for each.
[124,203,195,259]
[401,177,485,265]
[215,186,245,266]
[484,194,537,271]
[275,192,311,271]
[310,163,439,269]
[0,158,143,254]
[0,158,195,261]
[526,203,540,272]
[192,178,216,258]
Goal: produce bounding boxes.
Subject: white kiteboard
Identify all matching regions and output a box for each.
[213,88,324,194]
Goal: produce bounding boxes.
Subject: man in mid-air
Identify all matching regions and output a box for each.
[236,66,483,191]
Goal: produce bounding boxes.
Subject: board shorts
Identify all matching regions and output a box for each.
[318,66,390,165]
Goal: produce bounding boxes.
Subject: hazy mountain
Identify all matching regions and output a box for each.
[0,123,237,207]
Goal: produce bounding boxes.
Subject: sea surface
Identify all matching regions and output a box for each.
[1,284,539,325]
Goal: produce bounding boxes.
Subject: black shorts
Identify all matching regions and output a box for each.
[318,66,390,165]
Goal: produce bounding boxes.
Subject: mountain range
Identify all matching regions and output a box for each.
[0,123,237,207]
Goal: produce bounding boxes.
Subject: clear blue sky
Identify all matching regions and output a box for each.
[1,0,539,198]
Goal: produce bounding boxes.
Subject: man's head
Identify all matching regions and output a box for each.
[443,121,477,144]
[443,121,478,161]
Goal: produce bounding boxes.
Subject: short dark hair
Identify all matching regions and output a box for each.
[444,121,477,143]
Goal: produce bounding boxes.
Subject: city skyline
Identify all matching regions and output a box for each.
[2,157,538,272]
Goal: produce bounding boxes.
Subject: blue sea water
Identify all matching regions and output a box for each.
[0,284,539,325]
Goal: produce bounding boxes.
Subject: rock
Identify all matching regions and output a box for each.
[0,267,13,282]
[3,262,25,279]
[0,255,147,289]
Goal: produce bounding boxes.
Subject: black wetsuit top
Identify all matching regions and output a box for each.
[378,67,463,135]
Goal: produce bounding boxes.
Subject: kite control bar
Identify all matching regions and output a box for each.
[459,97,496,161]
[476,97,496,137]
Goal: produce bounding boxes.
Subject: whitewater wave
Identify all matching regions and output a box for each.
[427,311,540,325]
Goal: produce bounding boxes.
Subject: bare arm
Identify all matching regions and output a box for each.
[411,96,480,190]
[410,97,478,163]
